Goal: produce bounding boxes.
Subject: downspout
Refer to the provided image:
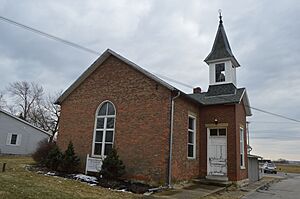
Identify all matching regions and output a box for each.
[168,90,180,188]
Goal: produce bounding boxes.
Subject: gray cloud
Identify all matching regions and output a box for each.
[0,0,299,160]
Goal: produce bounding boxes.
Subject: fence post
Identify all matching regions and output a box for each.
[2,163,6,172]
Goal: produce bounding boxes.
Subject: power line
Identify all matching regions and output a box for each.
[154,73,194,89]
[1,15,300,123]
[247,107,300,123]
[0,16,101,56]
[155,75,300,123]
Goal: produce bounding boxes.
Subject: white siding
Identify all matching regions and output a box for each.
[0,112,50,155]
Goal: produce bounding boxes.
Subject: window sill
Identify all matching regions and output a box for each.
[240,166,246,170]
[6,144,18,146]
[187,157,196,160]
[91,155,106,159]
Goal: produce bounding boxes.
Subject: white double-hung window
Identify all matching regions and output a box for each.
[188,116,196,159]
[6,133,22,146]
[92,101,116,157]
[240,127,245,168]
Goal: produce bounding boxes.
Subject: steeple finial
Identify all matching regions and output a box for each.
[218,9,223,24]
[204,9,240,67]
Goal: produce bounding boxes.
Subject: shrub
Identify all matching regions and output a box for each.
[100,148,125,180]
[44,144,63,170]
[61,141,80,173]
[32,139,56,165]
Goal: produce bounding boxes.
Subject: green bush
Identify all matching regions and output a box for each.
[100,148,125,180]
[32,139,56,165]
[44,144,63,170]
[61,141,80,173]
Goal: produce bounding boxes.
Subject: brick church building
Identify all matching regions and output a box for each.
[56,15,251,186]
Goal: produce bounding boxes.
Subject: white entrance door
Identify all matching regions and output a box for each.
[207,128,227,176]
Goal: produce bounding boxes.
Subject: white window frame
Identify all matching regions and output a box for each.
[6,133,22,146]
[240,127,245,169]
[187,115,196,159]
[92,100,116,157]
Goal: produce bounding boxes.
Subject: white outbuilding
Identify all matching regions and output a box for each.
[0,109,51,155]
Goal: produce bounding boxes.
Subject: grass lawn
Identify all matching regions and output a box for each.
[0,156,140,199]
[276,163,300,174]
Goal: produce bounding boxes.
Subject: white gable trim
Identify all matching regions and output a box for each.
[240,90,252,116]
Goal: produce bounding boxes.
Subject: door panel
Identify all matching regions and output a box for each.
[207,129,227,176]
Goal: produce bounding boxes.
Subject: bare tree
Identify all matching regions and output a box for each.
[6,81,61,138]
[29,92,61,137]
[0,91,6,109]
[7,81,43,121]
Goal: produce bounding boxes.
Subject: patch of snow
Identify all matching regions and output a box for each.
[45,172,56,176]
[115,189,133,194]
[73,174,98,184]
[89,184,97,186]
[143,192,153,196]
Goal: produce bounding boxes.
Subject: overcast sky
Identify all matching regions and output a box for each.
[0,0,299,161]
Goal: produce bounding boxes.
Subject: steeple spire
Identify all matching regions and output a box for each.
[218,9,223,24]
[204,11,240,67]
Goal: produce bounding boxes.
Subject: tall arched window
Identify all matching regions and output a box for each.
[92,101,116,157]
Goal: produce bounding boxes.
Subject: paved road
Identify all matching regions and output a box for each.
[243,173,300,199]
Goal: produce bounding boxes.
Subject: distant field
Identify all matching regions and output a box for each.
[0,156,140,199]
[276,163,300,174]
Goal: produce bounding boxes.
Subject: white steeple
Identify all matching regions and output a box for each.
[204,12,240,86]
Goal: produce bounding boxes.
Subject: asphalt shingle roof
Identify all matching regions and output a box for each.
[188,83,245,105]
[204,19,240,67]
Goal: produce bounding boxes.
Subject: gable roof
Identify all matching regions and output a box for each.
[204,18,240,67]
[0,109,51,136]
[55,49,178,104]
[55,49,251,115]
[188,83,252,116]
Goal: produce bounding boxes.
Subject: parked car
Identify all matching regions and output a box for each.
[262,162,277,174]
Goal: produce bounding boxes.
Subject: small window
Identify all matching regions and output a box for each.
[215,63,225,82]
[210,129,218,136]
[6,133,21,146]
[219,129,226,136]
[10,134,18,145]
[188,116,196,159]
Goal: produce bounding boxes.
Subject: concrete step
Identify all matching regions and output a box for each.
[206,175,229,182]
[192,178,232,187]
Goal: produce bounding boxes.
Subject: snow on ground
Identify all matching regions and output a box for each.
[45,172,56,176]
[73,174,98,184]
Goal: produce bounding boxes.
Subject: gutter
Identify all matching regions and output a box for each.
[168,91,180,188]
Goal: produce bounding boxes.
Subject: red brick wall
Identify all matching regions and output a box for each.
[199,104,247,181]
[235,102,248,180]
[58,55,171,184]
[171,97,200,181]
